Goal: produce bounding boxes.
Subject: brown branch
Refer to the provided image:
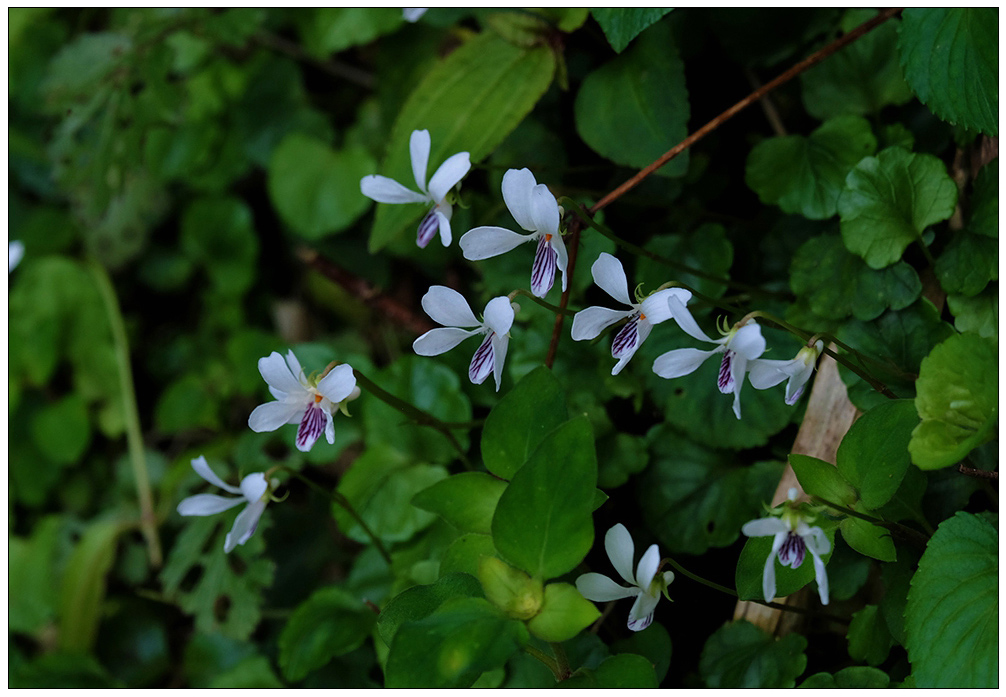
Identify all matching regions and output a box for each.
[958,463,998,480]
[590,7,903,214]
[545,219,583,369]
[297,247,434,335]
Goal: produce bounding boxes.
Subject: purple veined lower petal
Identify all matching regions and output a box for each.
[652,347,718,379]
[413,326,480,356]
[530,234,558,298]
[490,331,509,392]
[360,175,429,204]
[296,404,328,452]
[224,499,268,553]
[258,351,306,396]
[785,362,816,404]
[575,572,639,602]
[468,333,495,385]
[421,285,480,327]
[777,531,807,568]
[786,381,807,405]
[570,306,632,341]
[605,524,637,587]
[552,233,569,292]
[500,168,540,232]
[190,455,243,494]
[416,209,440,248]
[667,295,716,343]
[459,226,532,260]
[427,151,471,204]
[316,364,358,404]
[177,493,245,516]
[590,253,632,306]
[717,350,735,394]
[528,183,560,236]
[811,550,830,605]
[611,315,641,359]
[627,592,660,632]
[611,317,653,376]
[409,129,432,192]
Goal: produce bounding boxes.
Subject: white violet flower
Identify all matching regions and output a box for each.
[360,129,471,248]
[741,488,831,605]
[651,297,766,419]
[575,524,674,632]
[177,456,274,553]
[571,253,692,375]
[749,340,824,405]
[459,168,568,298]
[9,240,24,273]
[402,8,427,22]
[412,285,515,391]
[248,351,361,452]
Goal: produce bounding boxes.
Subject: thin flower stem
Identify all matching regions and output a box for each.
[523,645,563,681]
[545,219,583,369]
[550,642,572,680]
[90,260,162,568]
[509,288,577,316]
[814,496,931,550]
[590,8,903,212]
[283,468,393,565]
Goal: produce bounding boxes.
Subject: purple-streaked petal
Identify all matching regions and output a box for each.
[296,404,327,452]
[410,129,431,192]
[627,592,660,632]
[530,235,557,298]
[413,327,480,356]
[190,455,242,494]
[258,352,306,396]
[590,253,632,306]
[811,550,830,605]
[529,183,560,234]
[416,209,439,248]
[317,364,358,403]
[249,400,303,434]
[491,332,509,392]
[468,333,494,385]
[717,351,735,395]
[224,500,267,553]
[667,295,716,343]
[459,226,532,260]
[777,532,806,568]
[611,315,640,357]
[575,573,639,602]
[360,175,428,204]
[742,517,789,537]
[635,544,661,589]
[239,472,268,503]
[652,347,718,379]
[605,524,636,586]
[428,151,471,204]
[571,306,631,341]
[483,296,515,336]
[611,318,652,376]
[177,493,245,516]
[763,531,788,603]
[729,322,766,360]
[435,207,452,247]
[785,363,816,404]
[500,168,539,232]
[421,285,480,327]
[640,287,691,325]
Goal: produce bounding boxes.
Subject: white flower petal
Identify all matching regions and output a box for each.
[652,347,717,379]
[413,326,479,356]
[428,151,471,204]
[785,362,816,404]
[552,234,569,292]
[249,400,303,433]
[459,226,533,260]
[590,253,632,306]
[763,531,788,603]
[410,129,431,192]
[483,296,515,336]
[325,409,336,444]
[177,493,245,516]
[635,543,661,589]
[530,235,558,298]
[317,364,358,403]
[611,319,652,376]
[667,295,716,343]
[747,358,796,390]
[258,352,307,396]
[605,524,637,586]
[296,404,327,452]
[741,517,789,537]
[640,288,691,325]
[801,524,831,557]
[224,500,267,553]
[468,333,494,386]
[529,183,560,234]
[811,550,830,605]
[730,353,749,419]
[402,7,427,22]
[239,472,268,503]
[421,285,480,327]
[500,168,540,232]
[575,573,639,602]
[627,591,660,632]
[360,175,428,204]
[435,207,452,247]
[729,322,766,360]
[491,332,509,392]
[190,455,242,494]
[9,241,24,273]
[571,306,632,341]
[284,350,306,384]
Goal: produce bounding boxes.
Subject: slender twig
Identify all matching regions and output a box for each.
[254,32,375,89]
[90,260,162,568]
[523,645,563,681]
[814,496,931,550]
[550,642,572,680]
[590,8,903,213]
[545,219,582,368]
[743,67,787,137]
[958,463,998,480]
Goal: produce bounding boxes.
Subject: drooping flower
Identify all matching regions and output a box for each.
[749,340,824,405]
[248,351,361,452]
[458,168,567,298]
[741,488,831,605]
[402,7,427,22]
[575,524,674,632]
[571,253,692,375]
[177,456,274,553]
[412,286,515,391]
[651,297,766,419]
[360,129,471,248]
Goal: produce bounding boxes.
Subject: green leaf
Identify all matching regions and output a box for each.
[575,19,689,177]
[377,572,484,646]
[440,533,497,578]
[526,582,600,643]
[909,333,998,469]
[790,453,857,507]
[277,588,375,682]
[836,399,918,510]
[385,597,528,688]
[491,417,597,580]
[640,426,783,555]
[208,655,284,688]
[42,32,131,107]
[10,516,65,634]
[180,197,258,296]
[412,472,508,535]
[369,33,555,251]
[268,133,376,239]
[790,235,921,321]
[155,374,220,434]
[968,160,998,238]
[746,115,877,219]
[839,147,958,269]
[611,622,672,684]
[935,228,998,296]
[847,604,894,666]
[58,520,124,652]
[840,505,897,562]
[478,556,543,620]
[799,666,891,688]
[480,366,567,479]
[590,8,673,53]
[11,653,122,689]
[905,512,998,687]
[31,394,91,465]
[560,653,659,688]
[700,620,808,688]
[736,524,835,602]
[948,289,998,339]
[596,432,649,489]
[899,8,998,136]
[297,8,402,57]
